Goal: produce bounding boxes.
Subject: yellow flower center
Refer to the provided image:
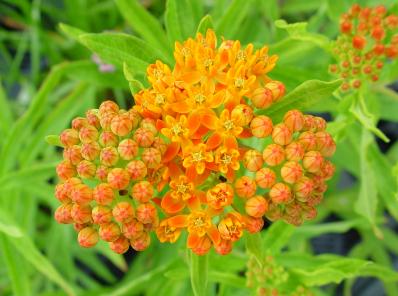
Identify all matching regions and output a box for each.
[223,120,234,131]
[188,211,211,236]
[181,47,191,57]
[153,69,163,79]
[176,183,189,194]
[155,94,165,105]
[194,94,206,105]
[171,124,183,136]
[237,50,246,61]
[221,153,232,165]
[192,151,204,162]
[204,59,213,68]
[234,78,245,89]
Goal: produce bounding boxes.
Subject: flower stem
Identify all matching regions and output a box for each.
[189,250,208,296]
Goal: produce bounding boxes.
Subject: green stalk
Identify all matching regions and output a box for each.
[190,250,208,296]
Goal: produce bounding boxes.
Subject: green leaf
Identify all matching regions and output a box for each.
[373,85,398,122]
[123,62,145,95]
[354,129,378,230]
[190,251,208,296]
[115,0,171,57]
[196,15,214,35]
[215,0,251,38]
[165,0,200,44]
[59,23,86,41]
[79,33,169,74]
[0,208,76,295]
[0,78,13,138]
[349,92,389,142]
[263,221,295,253]
[258,79,341,121]
[45,135,62,147]
[245,232,264,264]
[275,19,331,50]
[294,219,365,238]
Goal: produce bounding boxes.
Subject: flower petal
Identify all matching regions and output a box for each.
[206,225,221,245]
[167,215,188,228]
[187,232,201,248]
[162,142,180,163]
[207,132,223,150]
[161,192,185,214]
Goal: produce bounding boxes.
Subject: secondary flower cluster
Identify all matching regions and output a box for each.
[329,4,398,91]
[54,29,336,255]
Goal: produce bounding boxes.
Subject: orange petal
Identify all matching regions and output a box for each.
[181,71,202,84]
[186,166,197,181]
[207,132,223,150]
[192,126,209,139]
[224,136,238,149]
[238,128,252,139]
[226,169,235,182]
[187,232,201,249]
[206,162,219,171]
[210,90,226,108]
[201,112,218,130]
[195,169,210,185]
[152,197,162,206]
[156,119,166,131]
[187,195,201,211]
[167,215,188,228]
[170,101,191,113]
[162,142,180,163]
[188,112,201,134]
[206,226,221,245]
[167,162,182,179]
[161,192,185,214]
[195,190,207,204]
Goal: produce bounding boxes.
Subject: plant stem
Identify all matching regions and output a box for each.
[190,250,208,296]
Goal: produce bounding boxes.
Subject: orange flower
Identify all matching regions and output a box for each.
[182,143,213,175]
[214,144,240,178]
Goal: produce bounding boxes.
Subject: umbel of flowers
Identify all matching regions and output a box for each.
[54,30,336,255]
[329,4,398,91]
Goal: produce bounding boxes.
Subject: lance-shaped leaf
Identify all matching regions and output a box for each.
[216,0,251,38]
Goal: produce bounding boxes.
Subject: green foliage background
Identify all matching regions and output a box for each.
[1,0,398,295]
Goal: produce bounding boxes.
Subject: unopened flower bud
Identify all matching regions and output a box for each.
[264,81,285,101]
[111,114,133,136]
[320,160,335,180]
[251,87,273,109]
[231,104,253,126]
[152,137,167,155]
[262,144,285,166]
[303,151,324,173]
[100,112,116,130]
[269,183,292,204]
[132,181,153,202]
[134,128,154,147]
[99,222,121,242]
[71,183,93,204]
[63,145,82,165]
[140,118,157,135]
[235,176,257,198]
[255,167,276,189]
[352,35,366,50]
[60,129,79,147]
[78,227,99,248]
[293,177,314,200]
[76,160,96,179]
[55,183,70,203]
[109,236,130,254]
[71,203,92,224]
[99,100,119,116]
[245,195,268,217]
[93,183,115,205]
[272,123,292,145]
[142,148,162,169]
[113,202,135,223]
[96,165,109,182]
[283,110,304,132]
[126,160,147,180]
[250,115,273,138]
[136,203,157,224]
[92,205,113,224]
[214,239,233,255]
[130,231,151,251]
[107,168,130,190]
[100,147,119,167]
[54,203,73,224]
[86,109,100,129]
[298,131,317,151]
[71,117,88,130]
[99,131,118,147]
[281,161,303,184]
[191,235,212,255]
[79,125,99,143]
[118,139,138,160]
[56,161,76,180]
[244,216,264,233]
[80,142,101,161]
[243,149,263,172]
[122,219,144,239]
[285,141,305,161]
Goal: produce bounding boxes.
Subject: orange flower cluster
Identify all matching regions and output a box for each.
[329,4,398,91]
[54,29,336,255]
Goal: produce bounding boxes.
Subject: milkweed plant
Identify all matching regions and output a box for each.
[1,1,398,296]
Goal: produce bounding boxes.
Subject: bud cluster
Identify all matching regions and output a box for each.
[246,255,314,296]
[329,4,398,91]
[53,29,336,255]
[55,100,165,253]
[240,110,336,226]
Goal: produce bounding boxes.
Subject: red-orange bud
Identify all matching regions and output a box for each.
[303,151,324,173]
[92,205,113,224]
[109,236,130,254]
[142,148,162,169]
[111,114,133,136]
[283,110,304,132]
[71,203,92,224]
[255,167,276,189]
[262,144,285,166]
[113,202,135,223]
[100,147,119,167]
[81,142,101,161]
[251,87,273,109]
[134,128,154,148]
[269,183,292,204]
[54,203,73,224]
[107,168,130,190]
[60,129,79,147]
[235,176,257,198]
[99,131,118,147]
[76,160,96,179]
[243,149,264,172]
[71,183,93,204]
[130,232,151,251]
[122,219,144,239]
[56,161,76,180]
[250,115,273,138]
[136,203,157,224]
[272,123,292,146]
[93,183,115,205]
[285,141,305,161]
[79,125,99,144]
[126,160,147,180]
[118,139,138,160]
[99,222,121,242]
[245,195,268,218]
[132,181,154,203]
[78,227,99,248]
[281,161,303,184]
